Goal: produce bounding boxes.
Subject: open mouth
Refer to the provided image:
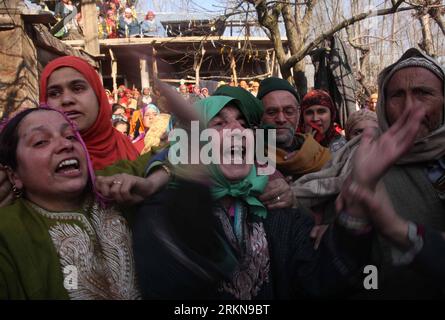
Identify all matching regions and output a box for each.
[223,145,247,164]
[55,158,81,175]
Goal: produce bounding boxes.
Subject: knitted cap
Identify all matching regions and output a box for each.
[257,77,300,103]
[213,85,264,127]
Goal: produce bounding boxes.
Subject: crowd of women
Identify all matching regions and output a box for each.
[50,0,164,40]
[0,47,443,299]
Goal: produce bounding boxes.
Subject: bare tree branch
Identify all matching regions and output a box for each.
[301,0,316,40]
[432,14,445,35]
[283,0,415,70]
[248,0,288,67]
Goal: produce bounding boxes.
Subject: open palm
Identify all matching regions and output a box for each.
[352,107,425,190]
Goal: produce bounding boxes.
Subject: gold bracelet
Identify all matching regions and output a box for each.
[159,164,172,179]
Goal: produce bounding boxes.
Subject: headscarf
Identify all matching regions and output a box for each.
[213,85,264,127]
[39,56,139,170]
[194,96,269,218]
[1,106,106,205]
[345,109,378,141]
[298,89,340,147]
[145,10,155,19]
[144,103,160,115]
[132,103,160,143]
[376,48,445,164]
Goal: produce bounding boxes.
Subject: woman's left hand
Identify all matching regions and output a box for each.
[259,177,294,209]
[96,173,155,205]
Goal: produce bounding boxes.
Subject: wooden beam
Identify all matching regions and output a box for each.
[152,47,158,80]
[21,13,57,24]
[81,0,99,56]
[62,36,287,47]
[140,57,150,89]
[188,73,271,81]
[109,48,117,101]
[159,79,196,83]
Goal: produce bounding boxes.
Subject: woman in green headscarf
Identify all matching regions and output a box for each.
[196,96,269,217]
[123,95,373,300]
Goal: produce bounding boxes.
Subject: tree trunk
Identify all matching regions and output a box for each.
[293,59,307,98]
[419,13,436,57]
[194,46,205,88]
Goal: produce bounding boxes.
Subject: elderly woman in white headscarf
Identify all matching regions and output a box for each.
[344,109,378,141]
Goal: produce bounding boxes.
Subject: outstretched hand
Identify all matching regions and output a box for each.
[335,106,425,243]
[154,79,200,123]
[351,106,425,190]
[96,173,155,205]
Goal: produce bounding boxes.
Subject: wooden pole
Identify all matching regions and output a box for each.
[271,50,276,77]
[230,51,237,86]
[152,47,158,80]
[140,57,150,89]
[109,48,117,101]
[81,0,99,56]
[194,45,206,88]
[265,50,271,75]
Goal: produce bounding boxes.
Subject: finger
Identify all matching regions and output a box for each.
[119,177,147,204]
[109,180,125,203]
[394,107,424,146]
[314,228,327,250]
[260,189,285,204]
[266,200,289,210]
[95,177,112,198]
[260,179,289,202]
[258,191,276,202]
[119,180,134,203]
[154,79,199,122]
[389,107,424,145]
[310,226,319,239]
[105,174,124,202]
[359,126,377,149]
[314,236,321,250]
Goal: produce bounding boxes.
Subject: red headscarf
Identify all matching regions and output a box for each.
[298,89,340,147]
[39,56,139,170]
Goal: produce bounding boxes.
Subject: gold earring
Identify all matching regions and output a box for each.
[12,184,22,198]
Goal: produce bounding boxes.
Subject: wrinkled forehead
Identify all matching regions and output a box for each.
[19,110,71,136]
[213,104,243,119]
[263,90,299,108]
[389,66,442,82]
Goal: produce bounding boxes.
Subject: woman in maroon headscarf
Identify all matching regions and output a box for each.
[298,89,347,153]
[39,56,140,170]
